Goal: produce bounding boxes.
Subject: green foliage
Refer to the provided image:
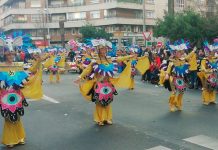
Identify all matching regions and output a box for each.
[154,10,218,47]
[79,24,112,41]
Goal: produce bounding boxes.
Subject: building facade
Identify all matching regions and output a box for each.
[0,0,169,46]
[0,0,215,47]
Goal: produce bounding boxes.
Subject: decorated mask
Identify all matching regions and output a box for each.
[0,89,28,122]
[207,74,217,91]
[173,77,186,93]
[94,82,117,106]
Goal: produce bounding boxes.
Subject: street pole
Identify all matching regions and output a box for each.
[143,0,146,47]
[45,0,50,47]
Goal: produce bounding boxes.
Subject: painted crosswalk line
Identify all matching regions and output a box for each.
[146,146,172,150]
[184,135,218,150]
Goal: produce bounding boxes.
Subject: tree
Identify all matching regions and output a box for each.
[154,10,218,47]
[79,24,112,41]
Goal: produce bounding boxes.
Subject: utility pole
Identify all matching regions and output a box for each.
[45,0,50,46]
[143,0,146,47]
[168,0,175,15]
[59,21,65,48]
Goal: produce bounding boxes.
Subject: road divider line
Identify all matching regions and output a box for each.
[183,135,218,150]
[42,95,60,104]
[146,146,172,150]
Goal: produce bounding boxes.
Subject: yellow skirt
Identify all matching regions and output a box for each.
[94,103,112,123]
[202,89,216,103]
[1,119,25,145]
[159,70,165,86]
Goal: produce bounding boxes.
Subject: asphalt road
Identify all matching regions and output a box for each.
[0,74,218,150]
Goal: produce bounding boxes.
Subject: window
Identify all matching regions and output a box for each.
[30,0,41,7]
[31,14,41,22]
[176,0,185,8]
[146,10,155,18]
[147,0,154,4]
[104,10,108,17]
[104,0,113,2]
[69,0,84,6]
[68,12,86,20]
[90,11,100,19]
[51,14,66,22]
[90,0,100,4]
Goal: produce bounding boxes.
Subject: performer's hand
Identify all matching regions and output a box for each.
[74,77,81,85]
[165,74,169,80]
[193,47,197,52]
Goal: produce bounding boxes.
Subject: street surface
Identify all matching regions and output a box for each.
[0,74,218,150]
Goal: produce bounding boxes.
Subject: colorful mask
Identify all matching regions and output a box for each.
[94,82,117,106]
[0,89,28,122]
[207,74,217,91]
[173,77,186,93]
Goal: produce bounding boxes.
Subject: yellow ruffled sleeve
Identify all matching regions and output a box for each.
[22,61,43,100]
[79,63,95,101]
[136,56,150,75]
[43,56,54,68]
[110,61,132,88]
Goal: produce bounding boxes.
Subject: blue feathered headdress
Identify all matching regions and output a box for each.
[166,39,191,52]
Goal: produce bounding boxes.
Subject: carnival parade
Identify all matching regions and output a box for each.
[0,0,218,149]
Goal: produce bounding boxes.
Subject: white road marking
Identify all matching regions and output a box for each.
[183,135,218,150]
[42,95,60,104]
[146,146,172,150]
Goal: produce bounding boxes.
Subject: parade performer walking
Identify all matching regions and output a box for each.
[200,40,218,105]
[43,51,65,83]
[74,39,149,126]
[125,46,150,90]
[0,35,43,147]
[164,40,196,112]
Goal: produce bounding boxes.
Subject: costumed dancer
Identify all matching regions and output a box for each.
[0,35,43,147]
[125,46,150,90]
[164,39,196,112]
[43,50,65,83]
[74,39,149,126]
[200,40,218,105]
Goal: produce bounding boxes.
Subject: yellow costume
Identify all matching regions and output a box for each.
[0,61,42,146]
[79,55,149,125]
[200,57,217,105]
[166,51,195,112]
[124,56,150,90]
[43,53,65,83]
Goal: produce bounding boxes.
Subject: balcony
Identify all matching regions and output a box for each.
[2,16,155,31]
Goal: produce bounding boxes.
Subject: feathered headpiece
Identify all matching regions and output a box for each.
[204,38,218,54]
[0,32,23,54]
[91,39,112,49]
[166,39,191,52]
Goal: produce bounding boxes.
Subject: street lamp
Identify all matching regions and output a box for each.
[143,0,147,47]
[37,8,51,47]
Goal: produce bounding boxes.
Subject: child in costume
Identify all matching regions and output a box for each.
[200,40,218,105]
[74,39,149,126]
[164,40,196,112]
[43,51,65,83]
[0,35,43,147]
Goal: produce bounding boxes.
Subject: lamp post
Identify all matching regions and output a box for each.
[143,0,147,47]
[37,8,50,47]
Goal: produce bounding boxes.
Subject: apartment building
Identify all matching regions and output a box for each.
[0,0,169,46]
[174,0,218,16]
[0,0,215,47]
